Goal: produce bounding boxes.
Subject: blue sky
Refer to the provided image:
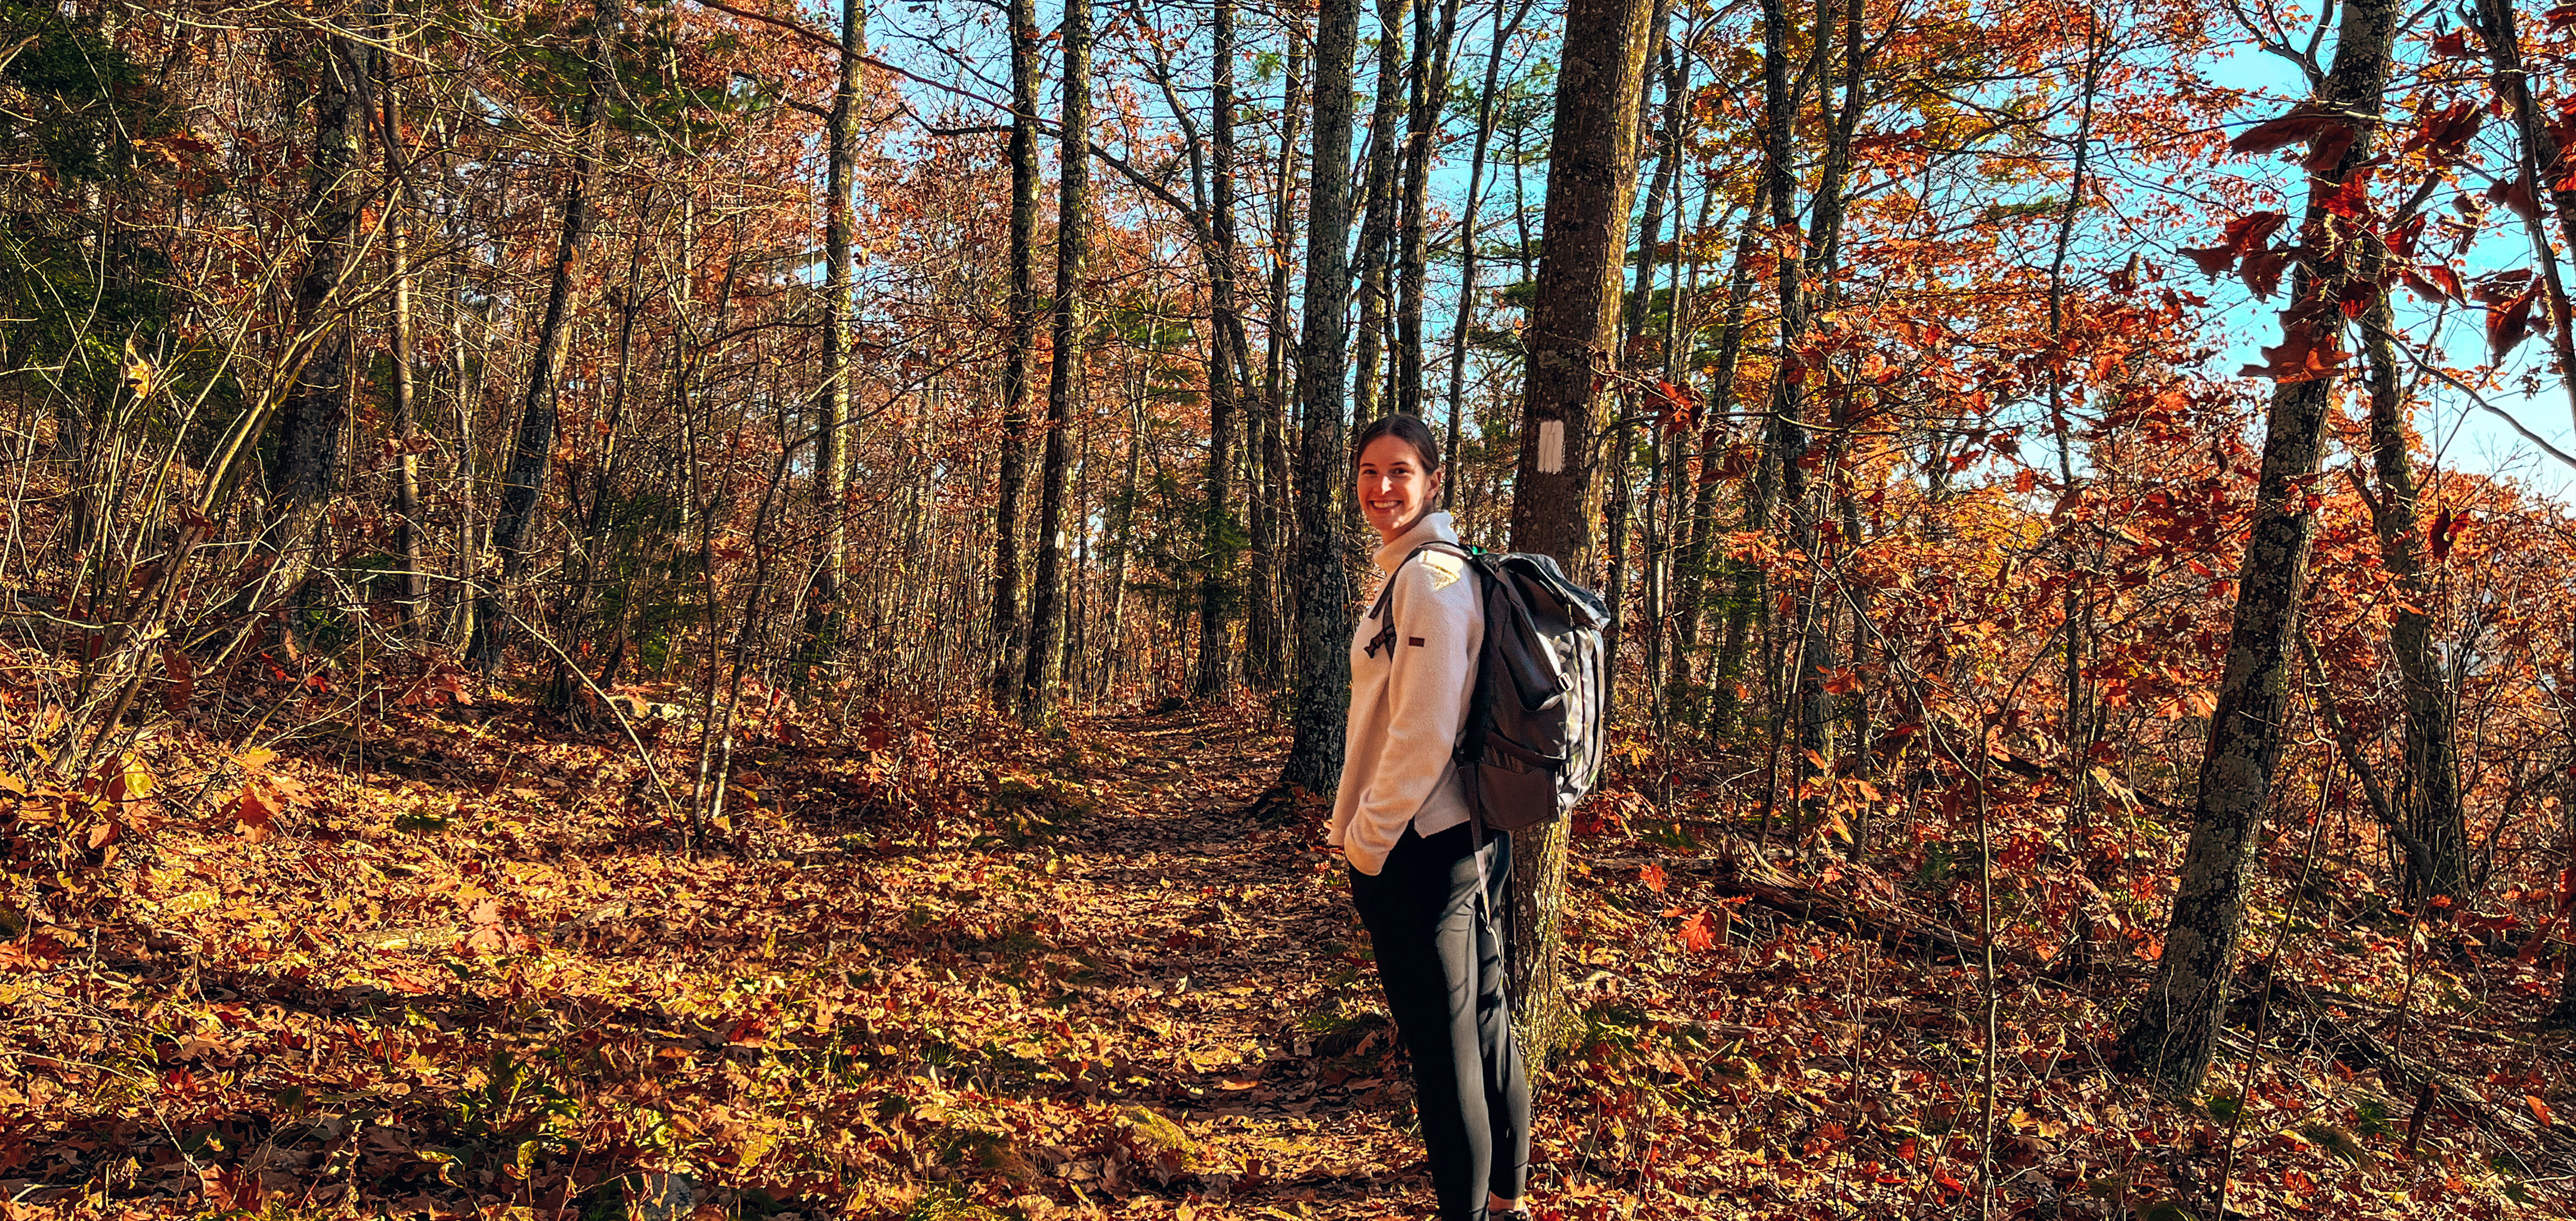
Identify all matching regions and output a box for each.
[2197,45,2576,507]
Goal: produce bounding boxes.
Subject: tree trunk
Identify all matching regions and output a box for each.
[2044,21,2105,959]
[1794,0,1865,796]
[806,0,866,675]
[1710,0,1822,752]
[1103,391,1147,696]
[1249,16,1308,693]
[470,0,621,671]
[1622,41,1681,359]
[2469,0,2576,424]
[2119,0,2399,1096]
[1603,29,1682,686]
[990,0,1042,704]
[264,22,374,615]
[1194,0,1245,700]
[380,61,424,626]
[1280,0,1362,794]
[1504,0,1654,1061]
[1020,0,1092,729]
[1670,196,1763,729]
[559,233,648,706]
[1442,0,1532,502]
[1348,0,1407,423]
[2360,264,2466,901]
[1393,0,1460,421]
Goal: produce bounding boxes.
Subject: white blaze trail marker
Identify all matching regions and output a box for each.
[1537,419,1565,474]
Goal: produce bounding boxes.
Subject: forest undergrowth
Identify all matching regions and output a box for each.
[6,678,2574,1220]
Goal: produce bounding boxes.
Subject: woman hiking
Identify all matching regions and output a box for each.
[1329,414,1533,1221]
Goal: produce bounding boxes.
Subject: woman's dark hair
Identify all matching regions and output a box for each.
[1352,414,1442,472]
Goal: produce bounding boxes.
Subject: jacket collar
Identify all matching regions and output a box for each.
[1371,511,1460,574]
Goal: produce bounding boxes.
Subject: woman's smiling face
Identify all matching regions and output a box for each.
[1357,433,1441,544]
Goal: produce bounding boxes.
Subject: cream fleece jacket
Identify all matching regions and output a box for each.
[1328,511,1485,876]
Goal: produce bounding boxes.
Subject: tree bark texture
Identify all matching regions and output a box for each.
[264,23,374,607]
[1392,0,1459,422]
[379,64,424,624]
[1249,16,1305,693]
[1504,0,1654,1063]
[1506,0,1652,568]
[1281,0,1361,794]
[1784,0,1865,799]
[989,0,1043,704]
[1711,0,1819,747]
[1020,0,1092,727]
[472,0,620,670]
[2120,0,2399,1096]
[806,0,865,671]
[2358,266,2466,900]
[1603,29,1682,686]
[1348,0,1408,425]
[1671,194,1764,729]
[1195,0,1244,699]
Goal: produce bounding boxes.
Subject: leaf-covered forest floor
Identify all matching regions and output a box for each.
[6,689,2575,1220]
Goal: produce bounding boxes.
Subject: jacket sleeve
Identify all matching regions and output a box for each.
[1341,559,1478,876]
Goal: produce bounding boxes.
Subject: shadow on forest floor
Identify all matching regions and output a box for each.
[0,699,1451,1220]
[18,695,2576,1220]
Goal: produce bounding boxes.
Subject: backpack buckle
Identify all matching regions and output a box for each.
[1364,620,1397,658]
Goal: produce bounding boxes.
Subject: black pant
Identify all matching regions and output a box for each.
[1349,822,1531,1221]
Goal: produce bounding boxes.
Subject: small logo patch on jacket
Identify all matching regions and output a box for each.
[1407,636,1426,647]
[1420,553,1465,590]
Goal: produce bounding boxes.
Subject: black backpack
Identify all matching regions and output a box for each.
[1363,541,1611,837]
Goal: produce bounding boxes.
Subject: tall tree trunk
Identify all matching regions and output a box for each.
[1710,0,1820,753]
[380,58,424,625]
[1623,41,1682,359]
[1195,0,1245,699]
[563,233,649,703]
[1280,0,1361,794]
[470,0,621,671]
[2360,265,2466,900]
[1602,28,1682,687]
[1504,0,1654,1061]
[263,22,374,616]
[1442,0,1532,501]
[1249,16,1306,693]
[2469,0,2576,423]
[1673,193,1764,730]
[990,0,1043,703]
[1393,0,1459,420]
[1020,0,1093,728]
[2119,0,2399,1096]
[1102,391,1148,696]
[2045,19,2107,959]
[1788,0,1865,799]
[1348,0,1408,423]
[806,0,865,674]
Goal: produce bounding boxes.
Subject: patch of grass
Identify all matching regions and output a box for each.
[902,1185,999,1221]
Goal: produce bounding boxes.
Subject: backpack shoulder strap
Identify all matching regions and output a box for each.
[1363,540,1480,658]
